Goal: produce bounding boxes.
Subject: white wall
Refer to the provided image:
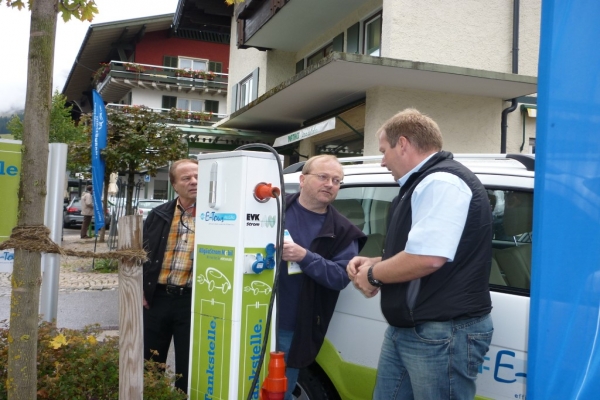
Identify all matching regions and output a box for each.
[364,86,508,155]
[382,0,540,75]
[265,50,296,91]
[227,16,268,114]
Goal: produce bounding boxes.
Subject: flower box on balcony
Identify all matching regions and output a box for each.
[123,63,146,73]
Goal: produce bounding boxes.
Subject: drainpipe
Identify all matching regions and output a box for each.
[500,0,520,153]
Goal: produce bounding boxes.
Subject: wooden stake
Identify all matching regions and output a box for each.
[118,215,144,399]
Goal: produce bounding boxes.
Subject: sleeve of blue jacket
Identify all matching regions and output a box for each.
[297,239,359,291]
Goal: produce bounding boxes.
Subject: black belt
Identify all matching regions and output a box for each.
[157,284,192,296]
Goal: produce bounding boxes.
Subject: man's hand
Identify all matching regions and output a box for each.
[281,241,307,262]
[353,264,380,298]
[143,294,149,309]
[347,256,379,281]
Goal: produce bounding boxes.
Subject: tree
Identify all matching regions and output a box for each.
[8,90,89,173]
[0,1,98,398]
[69,106,188,242]
[101,105,188,214]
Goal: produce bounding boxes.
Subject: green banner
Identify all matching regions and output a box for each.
[0,140,21,269]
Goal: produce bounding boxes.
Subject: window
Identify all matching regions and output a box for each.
[488,189,533,291]
[307,43,334,67]
[205,100,219,114]
[238,75,254,108]
[364,13,382,56]
[162,96,177,109]
[179,57,207,71]
[333,186,398,257]
[208,61,222,73]
[163,56,178,68]
[153,180,168,200]
[329,184,533,292]
[232,68,259,112]
[177,98,203,112]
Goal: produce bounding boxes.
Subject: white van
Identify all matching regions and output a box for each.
[283,154,534,400]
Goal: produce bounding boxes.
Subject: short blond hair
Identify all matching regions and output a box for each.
[378,108,443,153]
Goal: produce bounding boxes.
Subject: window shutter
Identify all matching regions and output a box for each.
[251,68,259,102]
[209,61,223,73]
[347,22,360,54]
[296,59,304,74]
[163,56,177,68]
[162,96,177,109]
[205,100,219,113]
[231,84,238,112]
[332,32,344,52]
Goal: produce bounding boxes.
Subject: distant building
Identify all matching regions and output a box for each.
[63,1,272,199]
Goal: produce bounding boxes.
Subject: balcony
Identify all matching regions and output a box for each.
[94,61,228,104]
[237,0,368,51]
[105,103,227,128]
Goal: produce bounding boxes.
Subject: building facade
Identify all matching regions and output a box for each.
[220,0,540,160]
[62,2,244,199]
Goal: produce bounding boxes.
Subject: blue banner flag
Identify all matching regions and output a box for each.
[91,90,107,233]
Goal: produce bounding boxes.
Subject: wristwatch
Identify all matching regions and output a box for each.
[367,264,384,287]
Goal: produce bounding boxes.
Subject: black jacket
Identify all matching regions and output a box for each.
[381,151,493,327]
[142,198,178,306]
[285,193,367,368]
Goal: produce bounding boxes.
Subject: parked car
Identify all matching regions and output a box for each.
[135,199,167,222]
[63,198,112,229]
[283,154,534,400]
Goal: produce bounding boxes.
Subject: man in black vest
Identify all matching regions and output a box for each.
[280,155,366,400]
[348,109,493,400]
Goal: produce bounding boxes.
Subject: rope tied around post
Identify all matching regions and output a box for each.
[0,225,147,264]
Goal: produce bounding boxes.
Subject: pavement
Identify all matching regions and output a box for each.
[0,227,119,299]
[0,271,118,298]
[0,229,119,320]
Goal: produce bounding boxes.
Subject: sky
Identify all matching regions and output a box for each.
[0,0,180,116]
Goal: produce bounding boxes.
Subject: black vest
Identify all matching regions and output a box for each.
[381,151,493,327]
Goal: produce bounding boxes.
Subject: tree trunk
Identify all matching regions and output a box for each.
[126,168,135,215]
[8,1,58,398]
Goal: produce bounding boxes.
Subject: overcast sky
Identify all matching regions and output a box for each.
[0,0,180,116]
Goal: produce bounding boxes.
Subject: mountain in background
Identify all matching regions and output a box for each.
[0,111,24,135]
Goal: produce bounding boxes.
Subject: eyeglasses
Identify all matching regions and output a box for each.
[305,173,343,186]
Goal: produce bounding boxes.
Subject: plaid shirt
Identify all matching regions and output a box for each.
[158,200,195,287]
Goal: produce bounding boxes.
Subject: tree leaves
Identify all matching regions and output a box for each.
[2,0,98,22]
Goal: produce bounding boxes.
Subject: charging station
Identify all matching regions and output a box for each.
[189,150,282,399]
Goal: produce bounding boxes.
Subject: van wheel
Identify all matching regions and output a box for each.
[294,366,340,400]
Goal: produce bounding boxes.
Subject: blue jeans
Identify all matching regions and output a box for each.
[277,329,300,400]
[373,314,493,400]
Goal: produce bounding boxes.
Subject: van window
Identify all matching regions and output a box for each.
[329,185,533,292]
[488,189,533,291]
[332,186,399,258]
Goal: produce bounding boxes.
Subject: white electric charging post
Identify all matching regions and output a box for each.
[189,150,281,399]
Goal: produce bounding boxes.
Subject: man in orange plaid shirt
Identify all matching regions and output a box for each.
[142,159,198,394]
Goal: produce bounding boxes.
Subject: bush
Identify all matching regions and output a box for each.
[93,258,119,273]
[0,320,187,400]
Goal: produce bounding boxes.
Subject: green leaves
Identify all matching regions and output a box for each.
[2,1,98,22]
[102,106,188,179]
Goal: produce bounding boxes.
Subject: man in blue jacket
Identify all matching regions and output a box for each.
[279,155,366,399]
